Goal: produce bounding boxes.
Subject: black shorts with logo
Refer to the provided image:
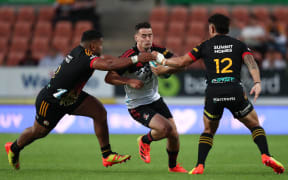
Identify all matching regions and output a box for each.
[35,87,89,129]
[204,83,254,121]
[128,97,173,127]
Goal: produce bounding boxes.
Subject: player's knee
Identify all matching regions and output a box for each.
[160,123,173,137]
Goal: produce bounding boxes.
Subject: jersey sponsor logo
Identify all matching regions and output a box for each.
[235,103,253,117]
[211,77,235,84]
[43,120,50,126]
[85,49,93,56]
[65,55,73,63]
[213,97,236,103]
[163,49,169,56]
[143,113,150,121]
[53,89,68,99]
[214,44,233,53]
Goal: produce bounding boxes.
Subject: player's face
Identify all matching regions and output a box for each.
[91,38,103,56]
[135,28,153,51]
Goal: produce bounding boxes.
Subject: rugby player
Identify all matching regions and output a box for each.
[5,30,155,169]
[152,14,285,174]
[105,22,187,173]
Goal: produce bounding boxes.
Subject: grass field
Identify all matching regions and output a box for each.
[0,134,287,180]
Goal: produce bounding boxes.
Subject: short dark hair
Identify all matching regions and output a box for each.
[81,30,103,42]
[208,14,230,34]
[135,22,151,32]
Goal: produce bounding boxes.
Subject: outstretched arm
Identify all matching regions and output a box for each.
[243,54,261,102]
[153,52,194,68]
[105,71,144,89]
[91,52,155,71]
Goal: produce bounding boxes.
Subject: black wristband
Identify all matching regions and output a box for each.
[254,82,261,84]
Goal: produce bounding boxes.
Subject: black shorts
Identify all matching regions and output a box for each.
[35,88,89,129]
[128,97,173,127]
[204,83,254,121]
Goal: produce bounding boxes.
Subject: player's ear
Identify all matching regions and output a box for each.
[134,33,138,42]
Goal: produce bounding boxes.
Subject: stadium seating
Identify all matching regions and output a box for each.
[30,37,50,60]
[13,21,32,39]
[189,6,208,23]
[149,6,169,23]
[0,51,5,65]
[186,22,206,40]
[16,6,35,23]
[38,6,55,22]
[9,37,29,53]
[54,21,73,40]
[0,7,15,23]
[167,21,186,39]
[169,6,188,24]
[52,36,70,55]
[6,51,25,66]
[74,21,93,37]
[232,6,249,25]
[165,36,183,55]
[34,21,53,39]
[211,6,230,17]
[252,6,269,22]
[0,22,12,39]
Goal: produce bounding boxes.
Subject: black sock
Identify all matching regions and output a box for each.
[251,126,270,156]
[11,140,23,154]
[142,131,153,144]
[167,149,178,168]
[101,144,112,158]
[197,133,214,166]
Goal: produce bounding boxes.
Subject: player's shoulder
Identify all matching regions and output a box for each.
[120,47,137,57]
[151,43,166,51]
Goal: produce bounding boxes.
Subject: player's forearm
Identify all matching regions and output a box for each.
[107,57,135,70]
[105,72,130,85]
[243,54,261,83]
[164,57,187,68]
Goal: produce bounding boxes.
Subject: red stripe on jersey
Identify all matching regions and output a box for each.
[124,50,135,58]
[242,52,253,60]
[90,57,100,69]
[188,52,197,61]
[121,49,134,57]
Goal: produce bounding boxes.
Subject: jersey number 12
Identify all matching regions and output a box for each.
[214,58,233,74]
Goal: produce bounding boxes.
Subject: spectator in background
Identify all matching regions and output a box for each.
[54,0,100,30]
[267,23,286,56]
[71,0,100,29]
[240,15,267,55]
[54,0,75,23]
[19,49,39,66]
[39,46,64,68]
[262,47,286,70]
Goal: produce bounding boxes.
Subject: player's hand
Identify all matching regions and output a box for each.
[127,79,144,89]
[152,51,165,65]
[151,65,168,75]
[250,82,261,102]
[137,52,156,63]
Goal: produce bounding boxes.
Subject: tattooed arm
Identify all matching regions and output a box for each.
[243,54,261,102]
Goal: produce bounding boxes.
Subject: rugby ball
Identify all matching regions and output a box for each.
[149,61,171,79]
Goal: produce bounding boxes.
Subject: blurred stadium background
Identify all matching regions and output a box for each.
[0,0,287,179]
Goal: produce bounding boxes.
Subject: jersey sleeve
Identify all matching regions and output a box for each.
[188,43,203,62]
[116,49,136,75]
[89,56,100,69]
[240,41,253,60]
